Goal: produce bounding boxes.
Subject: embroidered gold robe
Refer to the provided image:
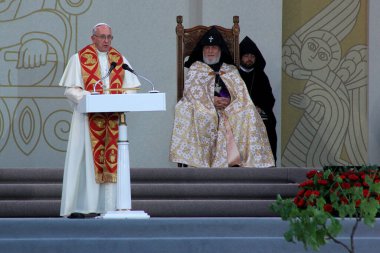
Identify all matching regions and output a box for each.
[170,61,274,167]
[79,44,124,183]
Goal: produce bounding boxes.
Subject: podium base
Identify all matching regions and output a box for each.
[101,210,150,219]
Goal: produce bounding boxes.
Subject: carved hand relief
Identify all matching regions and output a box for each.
[0,0,92,165]
[282,0,368,167]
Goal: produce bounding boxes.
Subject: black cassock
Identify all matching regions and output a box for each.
[239,69,277,162]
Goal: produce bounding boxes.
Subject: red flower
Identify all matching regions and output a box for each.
[306,170,318,179]
[340,197,349,205]
[323,204,333,213]
[296,189,305,197]
[294,168,380,214]
[299,179,314,188]
[348,174,359,181]
[304,190,312,198]
[311,191,320,197]
[297,198,306,207]
[317,179,328,185]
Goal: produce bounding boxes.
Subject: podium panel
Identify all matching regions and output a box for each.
[78,93,166,113]
[76,92,166,219]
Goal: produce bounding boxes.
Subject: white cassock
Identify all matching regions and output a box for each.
[59,50,141,216]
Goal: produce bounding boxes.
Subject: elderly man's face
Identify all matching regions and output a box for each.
[203,45,221,65]
[91,25,113,52]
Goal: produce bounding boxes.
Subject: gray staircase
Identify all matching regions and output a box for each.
[10,167,380,253]
[0,167,310,217]
[0,217,379,253]
[0,168,62,217]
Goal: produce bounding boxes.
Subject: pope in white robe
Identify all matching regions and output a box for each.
[59,23,141,217]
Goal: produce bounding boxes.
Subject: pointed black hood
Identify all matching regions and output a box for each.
[185,26,234,68]
[239,36,266,70]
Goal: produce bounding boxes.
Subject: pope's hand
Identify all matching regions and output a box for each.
[65,87,89,104]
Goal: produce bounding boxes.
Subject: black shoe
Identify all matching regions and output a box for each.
[68,212,85,219]
[87,213,101,218]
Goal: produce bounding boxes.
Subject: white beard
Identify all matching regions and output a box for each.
[203,52,221,65]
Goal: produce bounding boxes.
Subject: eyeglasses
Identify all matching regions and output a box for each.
[94,34,114,41]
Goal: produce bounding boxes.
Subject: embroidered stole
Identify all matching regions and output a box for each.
[79,44,125,183]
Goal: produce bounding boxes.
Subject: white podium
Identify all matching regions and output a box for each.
[78,93,166,219]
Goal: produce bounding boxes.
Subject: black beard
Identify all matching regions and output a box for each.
[241,62,254,69]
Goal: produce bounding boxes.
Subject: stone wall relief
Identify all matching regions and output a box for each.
[0,0,92,163]
[282,0,367,166]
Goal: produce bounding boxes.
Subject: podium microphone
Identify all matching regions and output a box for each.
[92,62,117,94]
[122,63,159,93]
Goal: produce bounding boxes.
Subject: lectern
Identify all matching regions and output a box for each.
[78,93,166,219]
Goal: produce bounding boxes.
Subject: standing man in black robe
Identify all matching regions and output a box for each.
[238,36,277,163]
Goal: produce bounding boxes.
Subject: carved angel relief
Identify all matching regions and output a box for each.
[282,0,367,166]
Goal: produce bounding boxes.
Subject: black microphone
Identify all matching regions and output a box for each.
[122,63,159,93]
[92,62,117,94]
[109,61,117,72]
[121,63,135,74]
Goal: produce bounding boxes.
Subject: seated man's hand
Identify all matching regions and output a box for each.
[214,96,231,110]
[255,106,262,114]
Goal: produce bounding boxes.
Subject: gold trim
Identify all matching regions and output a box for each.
[93,87,140,93]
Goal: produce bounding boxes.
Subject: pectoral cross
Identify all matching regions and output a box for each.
[215,75,222,94]
[215,83,222,94]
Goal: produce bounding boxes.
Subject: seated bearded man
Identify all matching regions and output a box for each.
[170,27,274,168]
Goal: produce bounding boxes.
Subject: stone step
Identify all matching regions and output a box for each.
[134,199,277,217]
[0,167,310,217]
[0,218,377,253]
[0,183,297,200]
[0,200,60,217]
[0,199,276,217]
[0,167,309,183]
[0,168,63,183]
[0,184,61,199]
[131,167,308,183]
[133,183,298,199]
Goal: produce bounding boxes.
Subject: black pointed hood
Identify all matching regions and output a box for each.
[239,36,266,70]
[184,26,234,68]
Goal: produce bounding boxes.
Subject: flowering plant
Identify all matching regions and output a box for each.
[271,166,380,253]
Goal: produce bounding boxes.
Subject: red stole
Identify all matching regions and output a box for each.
[79,44,125,183]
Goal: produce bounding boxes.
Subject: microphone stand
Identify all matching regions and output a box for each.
[122,64,159,93]
[92,62,117,94]
[92,73,111,94]
[134,73,159,93]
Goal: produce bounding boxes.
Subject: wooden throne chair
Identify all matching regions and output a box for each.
[175,15,240,101]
